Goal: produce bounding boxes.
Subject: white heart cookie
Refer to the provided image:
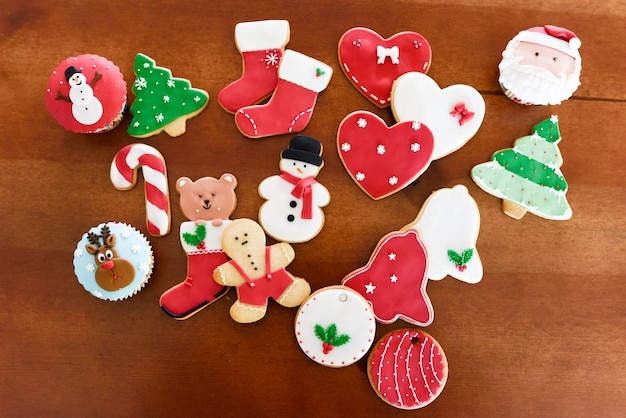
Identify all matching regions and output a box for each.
[391,72,485,160]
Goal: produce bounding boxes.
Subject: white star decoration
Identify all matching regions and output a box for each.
[550,115,558,123]
[388,253,396,261]
[365,282,376,294]
[357,118,367,128]
[390,274,398,283]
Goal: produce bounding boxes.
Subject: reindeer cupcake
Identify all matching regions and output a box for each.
[73,222,153,300]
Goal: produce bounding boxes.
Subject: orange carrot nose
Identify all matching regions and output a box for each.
[102,260,114,270]
[296,167,303,174]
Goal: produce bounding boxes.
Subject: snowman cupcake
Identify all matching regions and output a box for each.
[46,54,127,133]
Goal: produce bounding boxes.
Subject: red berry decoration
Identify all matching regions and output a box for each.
[368,329,448,410]
[314,323,350,355]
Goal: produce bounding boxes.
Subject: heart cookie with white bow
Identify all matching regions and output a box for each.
[338,28,431,107]
[391,72,485,160]
[337,111,434,200]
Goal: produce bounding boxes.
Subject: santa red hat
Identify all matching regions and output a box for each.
[513,25,581,60]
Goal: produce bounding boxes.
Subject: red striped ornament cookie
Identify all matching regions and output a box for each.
[368,329,448,410]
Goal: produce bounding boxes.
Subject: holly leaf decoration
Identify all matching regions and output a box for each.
[182,223,207,247]
[447,248,474,270]
[314,323,351,346]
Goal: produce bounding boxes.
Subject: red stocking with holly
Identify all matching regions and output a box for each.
[235,49,332,138]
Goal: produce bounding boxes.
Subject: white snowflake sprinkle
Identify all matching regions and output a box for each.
[389,176,398,185]
[143,63,150,68]
[155,113,164,123]
[120,229,130,238]
[411,143,421,152]
[131,244,141,253]
[134,77,147,90]
[412,121,421,130]
[74,248,84,258]
[265,52,279,67]
[356,172,365,181]
[139,263,150,272]
[163,95,170,103]
[194,96,201,102]
[86,263,95,273]
[341,142,351,152]
[377,145,386,155]
[91,289,103,298]
[133,121,140,128]
[357,118,367,128]
[167,79,175,88]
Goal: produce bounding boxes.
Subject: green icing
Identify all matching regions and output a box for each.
[492,148,567,191]
[513,135,563,167]
[532,116,561,143]
[128,53,208,136]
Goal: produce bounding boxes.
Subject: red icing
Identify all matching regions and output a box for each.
[337,111,434,200]
[338,28,431,107]
[341,230,433,326]
[45,54,126,133]
[369,330,447,410]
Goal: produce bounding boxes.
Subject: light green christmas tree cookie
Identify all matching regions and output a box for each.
[471,115,572,220]
[128,53,208,138]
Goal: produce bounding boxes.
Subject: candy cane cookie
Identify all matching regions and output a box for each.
[110,143,171,236]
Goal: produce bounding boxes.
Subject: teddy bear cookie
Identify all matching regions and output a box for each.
[128,53,209,138]
[159,174,238,320]
[341,229,433,326]
[471,115,572,220]
[46,54,126,133]
[368,329,448,410]
[213,218,311,323]
[401,185,483,284]
[73,222,153,301]
[218,20,290,113]
[258,135,330,243]
[498,25,582,105]
[294,286,376,367]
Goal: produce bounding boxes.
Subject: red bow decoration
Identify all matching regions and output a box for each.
[450,102,475,126]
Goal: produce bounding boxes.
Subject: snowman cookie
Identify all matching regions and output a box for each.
[401,185,483,284]
[295,286,376,367]
[258,135,330,243]
[46,54,127,133]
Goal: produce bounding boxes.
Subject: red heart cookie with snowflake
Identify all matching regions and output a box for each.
[338,27,431,107]
[341,229,434,326]
[337,111,434,200]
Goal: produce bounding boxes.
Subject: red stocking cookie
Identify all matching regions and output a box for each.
[341,229,433,326]
[368,329,448,410]
[234,49,332,139]
[218,20,290,113]
[338,28,431,107]
[337,111,434,199]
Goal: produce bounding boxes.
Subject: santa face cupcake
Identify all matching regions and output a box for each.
[46,54,127,133]
[498,25,582,106]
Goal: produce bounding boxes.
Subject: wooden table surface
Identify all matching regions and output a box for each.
[1,1,625,416]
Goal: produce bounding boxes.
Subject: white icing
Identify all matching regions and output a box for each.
[278,50,332,93]
[294,286,376,367]
[403,185,482,283]
[377,45,400,64]
[391,72,485,160]
[67,72,103,125]
[179,220,231,254]
[234,20,290,53]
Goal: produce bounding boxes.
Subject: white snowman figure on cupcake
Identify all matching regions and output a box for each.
[56,65,104,125]
[258,135,330,243]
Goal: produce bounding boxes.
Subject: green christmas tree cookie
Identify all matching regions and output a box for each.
[471,115,572,220]
[128,53,208,138]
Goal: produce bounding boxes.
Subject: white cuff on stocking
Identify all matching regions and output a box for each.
[235,20,290,52]
[278,49,333,93]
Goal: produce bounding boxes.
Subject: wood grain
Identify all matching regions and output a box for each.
[1,1,625,416]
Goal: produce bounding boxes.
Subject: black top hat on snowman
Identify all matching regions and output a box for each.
[281,135,323,166]
[65,66,81,82]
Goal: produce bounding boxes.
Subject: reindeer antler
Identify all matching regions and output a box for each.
[100,225,111,239]
[87,232,101,247]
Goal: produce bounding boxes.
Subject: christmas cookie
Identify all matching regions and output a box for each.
[45,54,126,133]
[213,218,311,323]
[341,229,433,326]
[258,135,330,243]
[128,53,209,138]
[218,20,290,113]
[391,72,485,160]
[368,329,448,410]
[159,174,238,320]
[73,222,153,301]
[337,111,434,200]
[471,115,572,220]
[499,25,582,105]
[294,286,376,367]
[401,185,482,284]
[338,27,431,107]
[234,49,332,138]
[110,143,171,237]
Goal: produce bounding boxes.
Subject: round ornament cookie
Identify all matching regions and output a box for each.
[73,222,153,301]
[368,329,448,410]
[295,286,376,367]
[45,54,127,133]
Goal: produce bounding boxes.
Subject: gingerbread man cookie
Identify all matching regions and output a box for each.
[213,218,311,323]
